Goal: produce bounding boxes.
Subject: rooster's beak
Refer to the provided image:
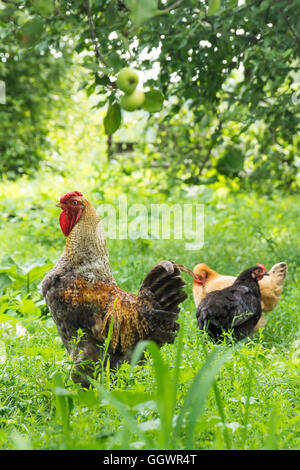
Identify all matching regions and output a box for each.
[263,272,269,276]
[56,202,63,208]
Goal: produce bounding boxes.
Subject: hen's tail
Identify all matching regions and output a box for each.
[268,262,288,285]
[138,260,188,345]
[259,261,287,313]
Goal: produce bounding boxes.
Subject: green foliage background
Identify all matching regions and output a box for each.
[0,0,299,186]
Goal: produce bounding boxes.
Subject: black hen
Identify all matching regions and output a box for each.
[196,265,268,340]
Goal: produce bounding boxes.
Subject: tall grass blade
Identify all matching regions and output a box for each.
[100,315,114,386]
[129,335,184,449]
[171,324,184,413]
[103,314,114,364]
[129,340,150,375]
[89,378,152,449]
[202,341,232,449]
[145,341,172,448]
[174,345,233,449]
[10,430,32,450]
[52,372,74,448]
[53,372,73,433]
[240,355,256,448]
[212,381,232,450]
[263,407,278,450]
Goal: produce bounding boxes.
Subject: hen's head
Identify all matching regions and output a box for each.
[253,264,268,281]
[193,263,217,285]
[237,264,268,283]
[56,191,86,236]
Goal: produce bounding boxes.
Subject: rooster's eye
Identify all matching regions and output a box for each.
[73,200,78,205]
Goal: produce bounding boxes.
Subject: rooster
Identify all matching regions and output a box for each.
[42,191,189,387]
[192,262,287,331]
[196,265,268,340]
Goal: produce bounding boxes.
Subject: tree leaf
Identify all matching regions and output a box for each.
[105,2,119,23]
[75,390,99,408]
[103,102,121,135]
[207,0,221,16]
[31,0,54,17]
[103,51,123,73]
[82,59,109,74]
[16,258,49,276]
[142,90,164,113]
[19,18,44,46]
[111,390,153,408]
[0,312,18,325]
[125,0,158,26]
[19,298,41,317]
[0,273,13,291]
[216,147,245,176]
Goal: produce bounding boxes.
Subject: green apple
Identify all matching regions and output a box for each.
[120,90,145,111]
[117,67,139,94]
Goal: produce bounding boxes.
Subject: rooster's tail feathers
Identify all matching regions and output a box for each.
[139,260,187,313]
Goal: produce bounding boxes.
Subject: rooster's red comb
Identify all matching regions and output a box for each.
[59,191,83,203]
[256,263,267,272]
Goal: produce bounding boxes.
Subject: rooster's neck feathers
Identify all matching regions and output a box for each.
[65,199,115,284]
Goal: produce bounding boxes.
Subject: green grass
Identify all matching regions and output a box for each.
[0,112,299,450]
